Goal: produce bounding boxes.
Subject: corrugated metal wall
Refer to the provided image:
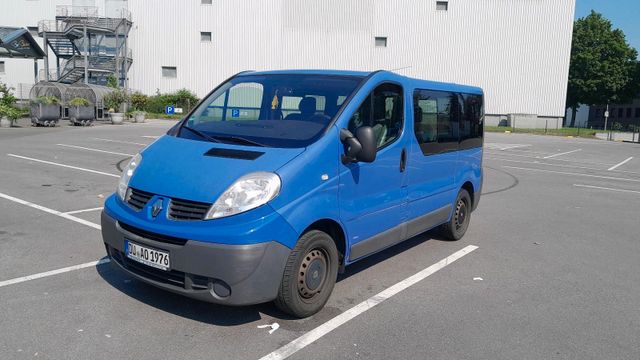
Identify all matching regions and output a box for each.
[2,0,576,117]
[128,0,575,117]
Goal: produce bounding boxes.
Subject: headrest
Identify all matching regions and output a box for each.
[299,97,316,114]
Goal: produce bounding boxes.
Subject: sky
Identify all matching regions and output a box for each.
[575,0,640,55]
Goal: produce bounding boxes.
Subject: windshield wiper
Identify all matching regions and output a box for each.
[181,126,221,143]
[211,135,266,147]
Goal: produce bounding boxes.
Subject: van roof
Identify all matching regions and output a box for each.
[237,69,483,95]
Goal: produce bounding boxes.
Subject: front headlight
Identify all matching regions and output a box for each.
[205,172,281,220]
[117,153,142,201]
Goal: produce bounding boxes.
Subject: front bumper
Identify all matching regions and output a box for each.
[101,211,291,306]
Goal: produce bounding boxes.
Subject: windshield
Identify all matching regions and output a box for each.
[178,74,363,148]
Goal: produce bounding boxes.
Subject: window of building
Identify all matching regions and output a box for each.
[375,37,387,47]
[162,66,177,78]
[0,61,5,73]
[436,1,448,11]
[201,32,212,42]
[348,83,404,149]
[618,108,624,117]
[626,108,632,118]
[635,108,640,118]
[201,0,212,4]
[594,109,602,118]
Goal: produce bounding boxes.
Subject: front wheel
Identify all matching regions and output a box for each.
[441,189,472,240]
[275,230,339,318]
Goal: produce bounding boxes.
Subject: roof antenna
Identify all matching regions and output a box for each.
[389,66,412,73]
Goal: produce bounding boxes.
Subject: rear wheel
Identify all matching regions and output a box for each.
[441,189,472,240]
[275,230,339,318]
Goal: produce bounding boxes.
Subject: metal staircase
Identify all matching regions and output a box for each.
[37,5,132,86]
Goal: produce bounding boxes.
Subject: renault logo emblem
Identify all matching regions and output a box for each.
[151,198,163,218]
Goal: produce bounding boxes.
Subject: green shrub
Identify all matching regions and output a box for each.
[34,96,61,105]
[0,81,17,107]
[612,122,623,131]
[144,89,199,114]
[103,89,129,112]
[0,104,22,121]
[68,97,91,106]
[106,74,119,89]
[130,92,149,111]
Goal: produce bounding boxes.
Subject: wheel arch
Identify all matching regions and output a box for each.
[461,181,476,209]
[302,218,347,271]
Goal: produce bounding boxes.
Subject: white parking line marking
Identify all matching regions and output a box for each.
[57,144,134,157]
[483,150,613,166]
[142,136,159,139]
[258,245,478,360]
[484,157,640,176]
[543,149,582,159]
[484,143,531,151]
[503,166,640,183]
[92,138,148,146]
[608,157,633,171]
[0,259,110,288]
[0,192,101,230]
[64,207,104,215]
[7,154,120,178]
[573,184,640,195]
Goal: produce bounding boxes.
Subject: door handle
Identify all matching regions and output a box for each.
[400,148,407,172]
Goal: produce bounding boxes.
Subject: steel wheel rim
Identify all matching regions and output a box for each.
[297,248,328,300]
[455,199,468,231]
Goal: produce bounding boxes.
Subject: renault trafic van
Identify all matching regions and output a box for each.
[101,70,483,318]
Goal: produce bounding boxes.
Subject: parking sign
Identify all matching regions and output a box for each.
[165,105,175,115]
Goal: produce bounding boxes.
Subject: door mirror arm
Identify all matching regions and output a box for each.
[340,127,377,164]
[340,129,362,164]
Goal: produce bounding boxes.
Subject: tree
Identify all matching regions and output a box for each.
[106,74,119,89]
[566,11,639,127]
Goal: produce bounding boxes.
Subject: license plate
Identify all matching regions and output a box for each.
[125,240,170,271]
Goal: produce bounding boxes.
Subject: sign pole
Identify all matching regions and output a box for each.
[603,103,609,141]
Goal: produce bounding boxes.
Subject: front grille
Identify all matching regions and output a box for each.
[126,188,153,211]
[118,221,188,246]
[168,198,210,221]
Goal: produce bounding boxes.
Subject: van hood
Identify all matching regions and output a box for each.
[129,135,304,203]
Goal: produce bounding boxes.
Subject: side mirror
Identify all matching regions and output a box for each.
[340,127,377,164]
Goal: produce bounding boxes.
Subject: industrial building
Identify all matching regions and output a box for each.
[0,0,576,127]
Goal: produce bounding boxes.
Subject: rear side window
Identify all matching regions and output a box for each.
[413,90,460,155]
[413,89,482,155]
[460,94,484,149]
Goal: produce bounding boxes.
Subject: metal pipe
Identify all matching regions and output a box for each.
[84,22,88,84]
[43,31,49,81]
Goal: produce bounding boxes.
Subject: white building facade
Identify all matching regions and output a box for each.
[1,0,576,127]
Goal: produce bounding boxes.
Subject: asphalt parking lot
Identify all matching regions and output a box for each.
[1,121,639,360]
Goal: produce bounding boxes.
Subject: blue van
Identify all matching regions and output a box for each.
[101,70,483,317]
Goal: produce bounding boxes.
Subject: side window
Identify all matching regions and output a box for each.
[348,83,404,149]
[225,83,263,120]
[460,94,484,149]
[413,90,460,155]
[281,95,326,119]
[194,82,263,123]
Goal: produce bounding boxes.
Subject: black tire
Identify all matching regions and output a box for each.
[275,230,339,318]
[441,189,472,240]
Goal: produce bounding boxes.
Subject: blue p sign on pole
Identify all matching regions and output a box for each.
[165,105,175,115]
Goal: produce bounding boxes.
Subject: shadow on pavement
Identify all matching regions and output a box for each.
[97,229,444,326]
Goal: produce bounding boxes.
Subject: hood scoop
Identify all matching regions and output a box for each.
[204,148,265,160]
